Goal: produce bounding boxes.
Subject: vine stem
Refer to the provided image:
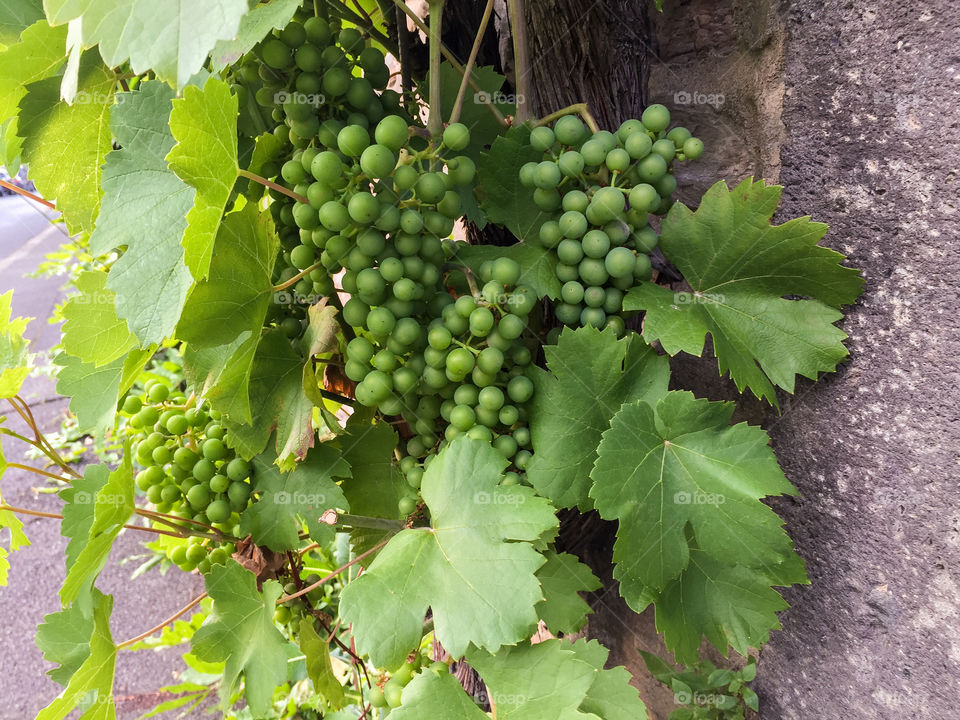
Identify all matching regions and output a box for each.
[534,103,601,133]
[0,179,56,210]
[4,463,72,482]
[395,2,413,113]
[0,505,203,540]
[116,593,208,649]
[8,397,82,478]
[506,0,531,123]
[277,539,389,604]
[449,0,495,125]
[238,169,308,205]
[272,261,324,292]
[427,0,445,141]
[388,0,508,127]
[319,389,356,406]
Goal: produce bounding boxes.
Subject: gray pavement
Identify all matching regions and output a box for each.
[0,196,209,719]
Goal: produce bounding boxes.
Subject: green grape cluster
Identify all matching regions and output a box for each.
[520,104,703,335]
[120,377,253,574]
[273,574,332,631]
[369,654,450,709]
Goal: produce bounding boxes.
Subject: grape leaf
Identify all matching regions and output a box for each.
[0,290,31,398]
[454,241,561,300]
[590,391,805,600]
[653,548,798,665]
[210,0,301,72]
[535,550,601,635]
[44,0,249,88]
[167,77,239,280]
[0,441,29,585]
[466,638,648,720]
[90,80,194,344]
[0,0,43,49]
[59,463,109,571]
[390,671,487,720]
[526,326,670,510]
[35,590,117,720]
[298,617,346,710]
[17,51,112,234]
[340,436,557,669]
[191,560,289,716]
[35,601,95,686]
[179,204,278,423]
[336,412,405,555]
[54,347,152,434]
[623,178,864,407]
[477,125,549,242]
[222,328,316,462]
[60,453,134,604]
[0,19,66,121]
[238,444,349,551]
[61,271,136,366]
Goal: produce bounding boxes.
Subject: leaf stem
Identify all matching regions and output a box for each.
[506,0,531,123]
[238,169,309,205]
[450,0,495,125]
[272,261,324,292]
[534,103,601,133]
[337,513,403,531]
[116,592,208,649]
[427,0,445,141]
[5,463,72,482]
[277,539,389,604]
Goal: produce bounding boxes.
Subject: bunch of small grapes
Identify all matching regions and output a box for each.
[273,573,332,630]
[120,378,253,574]
[520,104,703,335]
[369,653,450,709]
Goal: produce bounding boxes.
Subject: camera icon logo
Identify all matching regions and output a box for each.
[673,91,692,105]
[673,491,692,505]
[274,491,291,505]
[474,491,491,504]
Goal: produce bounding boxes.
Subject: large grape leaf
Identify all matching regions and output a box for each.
[17,51,112,234]
[90,80,194,344]
[167,77,238,280]
[238,444,349,551]
[624,178,864,407]
[179,204,278,423]
[477,125,549,242]
[0,19,66,120]
[590,391,802,600]
[35,590,117,720]
[654,547,798,665]
[0,290,31,398]
[61,271,136,366]
[466,638,648,720]
[339,437,558,669]
[0,0,43,49]
[221,328,316,462]
[59,463,109,571]
[535,550,601,635]
[60,454,134,604]
[210,0,301,72]
[390,672,488,720]
[191,560,289,716]
[35,601,95,686]
[336,413,405,554]
[43,0,249,88]
[54,347,152,434]
[526,326,670,510]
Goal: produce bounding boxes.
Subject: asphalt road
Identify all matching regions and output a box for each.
[0,196,209,719]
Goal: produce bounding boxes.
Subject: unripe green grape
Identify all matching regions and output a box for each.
[318,201,351,232]
[529,125,556,151]
[580,306,606,328]
[478,385,505,411]
[605,148,631,172]
[427,326,452,350]
[604,246,637,278]
[442,122,471,150]
[337,124,370,157]
[206,500,231,525]
[555,263,579,283]
[288,244,314,270]
[482,280,504,305]
[293,202,321,230]
[554,114,586,145]
[579,257,609,286]
[652,138,677,163]
[493,434,518,458]
[280,316,301,338]
[590,186,626,223]
[498,314,525,340]
[562,190,589,213]
[583,286,606,308]
[469,307,495,336]
[450,404,477,431]
[148,383,170,403]
[454,295,477,318]
[654,173,678,199]
[539,220,562,248]
[446,348,475,376]
[347,192,380,224]
[636,153,668,182]
[518,162,538,188]
[424,210,455,236]
[625,132,653,160]
[202,438,227,461]
[310,152,342,184]
[559,210,588,239]
[122,395,143,414]
[261,39,291,69]
[641,103,671,132]
[338,26,364,53]
[341,298,370,327]
[580,139,607,167]
[557,238,584,265]
[358,144,395,179]
[437,190,462,219]
[629,183,660,213]
[561,280,585,304]
[682,136,704,160]
[508,286,537,316]
[533,161,562,190]
[186,484,210,509]
[448,155,476,185]
[617,118,646,141]
[582,229,611,259]
[667,126,692,147]
[416,173,446,203]
[294,43,323,72]
[603,287,625,314]
[346,77,375,110]
[366,306,397,336]
[633,252,653,280]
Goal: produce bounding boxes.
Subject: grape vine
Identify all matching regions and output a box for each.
[0,1,863,719]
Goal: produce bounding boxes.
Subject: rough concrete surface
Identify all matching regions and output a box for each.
[0,197,209,719]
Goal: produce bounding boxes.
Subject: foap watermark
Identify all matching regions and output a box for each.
[273,491,327,506]
[675,690,726,706]
[872,90,921,111]
[674,490,725,506]
[474,490,525,506]
[476,690,527,707]
[474,90,525,105]
[274,91,327,108]
[673,90,725,109]
[73,90,113,105]
[674,291,725,305]
[74,491,128,507]
[274,291,325,305]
